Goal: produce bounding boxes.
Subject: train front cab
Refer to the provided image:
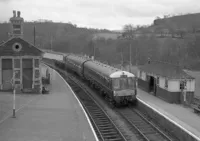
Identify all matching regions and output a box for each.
[111,72,137,106]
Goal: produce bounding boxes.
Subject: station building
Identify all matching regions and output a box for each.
[0,10,43,93]
[137,60,195,106]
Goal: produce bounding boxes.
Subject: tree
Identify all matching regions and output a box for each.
[122,24,136,38]
[176,28,187,38]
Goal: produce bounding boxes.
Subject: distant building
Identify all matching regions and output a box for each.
[0,10,43,93]
[137,60,195,106]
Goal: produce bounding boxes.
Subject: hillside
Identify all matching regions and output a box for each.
[0,22,112,53]
[153,12,200,32]
[1,12,200,70]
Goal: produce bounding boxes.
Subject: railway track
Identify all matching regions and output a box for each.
[43,59,177,141]
[67,76,127,141]
[117,108,175,141]
[43,62,127,141]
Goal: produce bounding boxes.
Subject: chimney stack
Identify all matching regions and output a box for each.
[17,11,20,17]
[13,10,16,17]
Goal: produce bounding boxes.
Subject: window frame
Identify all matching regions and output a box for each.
[112,78,120,90]
[180,80,186,90]
[165,78,168,88]
[157,77,159,85]
[34,59,39,68]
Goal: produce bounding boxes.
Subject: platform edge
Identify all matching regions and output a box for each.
[49,66,99,141]
[137,97,200,141]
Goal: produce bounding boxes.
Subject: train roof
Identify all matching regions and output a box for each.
[110,71,135,78]
[84,60,122,78]
[66,54,90,63]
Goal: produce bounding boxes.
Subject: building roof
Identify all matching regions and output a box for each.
[138,61,194,79]
[0,37,43,56]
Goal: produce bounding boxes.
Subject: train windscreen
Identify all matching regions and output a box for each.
[112,79,120,90]
[120,78,128,89]
[113,77,136,90]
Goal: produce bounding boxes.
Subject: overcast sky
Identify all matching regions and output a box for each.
[0,0,199,30]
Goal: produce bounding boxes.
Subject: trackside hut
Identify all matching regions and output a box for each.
[137,61,195,105]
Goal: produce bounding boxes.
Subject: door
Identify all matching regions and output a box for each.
[149,76,155,94]
[22,59,33,89]
[23,68,33,89]
[2,59,13,90]
[2,70,13,90]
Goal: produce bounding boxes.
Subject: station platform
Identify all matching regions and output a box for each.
[137,88,200,140]
[0,65,98,141]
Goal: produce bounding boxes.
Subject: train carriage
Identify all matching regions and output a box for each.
[49,53,137,106]
[83,60,137,105]
[83,61,115,93]
[65,54,90,77]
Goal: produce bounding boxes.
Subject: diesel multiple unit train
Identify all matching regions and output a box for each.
[49,53,137,106]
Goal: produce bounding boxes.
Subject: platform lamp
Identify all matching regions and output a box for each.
[11,71,18,118]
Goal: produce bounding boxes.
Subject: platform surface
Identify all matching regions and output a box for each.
[0,65,98,141]
[137,88,200,140]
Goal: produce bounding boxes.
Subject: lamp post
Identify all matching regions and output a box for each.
[13,84,16,118]
[7,77,16,118]
[129,42,132,72]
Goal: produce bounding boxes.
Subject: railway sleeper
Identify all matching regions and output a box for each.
[92,111,104,114]
[94,118,108,121]
[102,134,120,138]
[94,116,108,119]
[100,129,117,132]
[142,130,158,134]
[103,136,122,140]
[107,139,123,141]
[95,118,108,121]
[95,121,109,124]
[99,127,114,130]
[101,131,118,135]
[98,124,112,127]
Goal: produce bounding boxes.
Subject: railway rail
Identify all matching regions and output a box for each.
[43,61,127,141]
[117,108,176,141]
[43,59,177,141]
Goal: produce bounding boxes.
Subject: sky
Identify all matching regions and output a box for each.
[0,0,200,30]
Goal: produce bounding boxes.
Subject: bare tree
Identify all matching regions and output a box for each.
[122,24,136,38]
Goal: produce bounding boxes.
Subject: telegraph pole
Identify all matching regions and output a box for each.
[50,35,53,52]
[129,42,132,72]
[33,25,36,46]
[93,41,95,60]
[121,51,124,70]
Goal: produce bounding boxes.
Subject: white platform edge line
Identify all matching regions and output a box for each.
[45,64,99,141]
[137,97,200,141]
